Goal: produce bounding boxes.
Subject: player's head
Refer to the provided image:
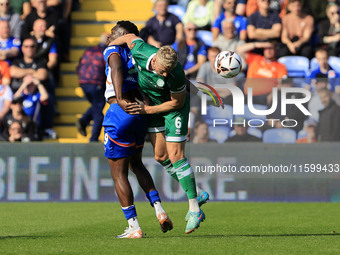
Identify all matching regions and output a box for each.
[153,46,178,77]
[107,20,139,45]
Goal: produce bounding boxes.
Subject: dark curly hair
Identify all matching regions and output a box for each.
[116,20,139,36]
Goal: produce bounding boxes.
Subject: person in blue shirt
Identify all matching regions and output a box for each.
[103,21,172,239]
[0,20,20,65]
[13,74,48,139]
[307,48,340,94]
[172,22,208,79]
[212,0,247,41]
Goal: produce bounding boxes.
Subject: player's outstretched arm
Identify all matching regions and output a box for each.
[109,34,140,48]
[127,90,186,115]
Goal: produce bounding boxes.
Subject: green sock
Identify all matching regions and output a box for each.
[160,159,179,182]
[173,158,197,199]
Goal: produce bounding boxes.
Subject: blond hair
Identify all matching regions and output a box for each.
[156,46,178,72]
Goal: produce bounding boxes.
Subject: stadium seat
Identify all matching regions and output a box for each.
[310,57,318,71]
[310,56,340,73]
[248,127,263,138]
[263,128,297,143]
[209,126,230,143]
[328,57,340,73]
[167,5,185,20]
[203,105,233,125]
[196,30,213,47]
[278,56,310,77]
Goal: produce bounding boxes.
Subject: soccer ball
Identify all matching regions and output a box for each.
[214,50,242,78]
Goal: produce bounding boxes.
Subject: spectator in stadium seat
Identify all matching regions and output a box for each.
[13,74,48,139]
[192,121,216,144]
[318,3,340,57]
[172,22,208,79]
[182,0,214,31]
[296,118,317,143]
[76,33,106,142]
[237,41,288,105]
[1,96,37,141]
[0,0,22,38]
[212,19,245,52]
[247,0,282,42]
[316,88,340,141]
[0,20,20,65]
[10,38,55,139]
[10,0,31,20]
[0,83,12,128]
[10,38,48,92]
[307,48,340,94]
[141,0,184,47]
[21,0,59,40]
[212,0,247,41]
[30,19,58,71]
[0,119,25,142]
[278,0,314,59]
[246,0,289,18]
[226,116,262,142]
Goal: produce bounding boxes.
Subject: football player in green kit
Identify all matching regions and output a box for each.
[110,31,207,234]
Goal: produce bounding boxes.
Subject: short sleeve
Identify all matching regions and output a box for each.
[212,13,224,30]
[247,13,256,26]
[1,61,11,81]
[49,42,58,54]
[3,85,13,101]
[272,12,281,24]
[103,45,121,63]
[198,44,208,57]
[240,17,248,31]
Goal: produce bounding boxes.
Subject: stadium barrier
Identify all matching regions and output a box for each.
[0,143,339,202]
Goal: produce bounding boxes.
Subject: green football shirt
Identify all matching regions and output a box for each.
[130,39,186,106]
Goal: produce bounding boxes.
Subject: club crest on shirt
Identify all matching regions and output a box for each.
[130,42,136,50]
[156,79,165,88]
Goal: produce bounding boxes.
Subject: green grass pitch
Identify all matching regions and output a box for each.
[1,202,340,254]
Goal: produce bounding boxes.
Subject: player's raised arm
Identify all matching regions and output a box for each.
[109,34,140,48]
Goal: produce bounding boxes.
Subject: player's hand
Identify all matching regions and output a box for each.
[124,101,144,115]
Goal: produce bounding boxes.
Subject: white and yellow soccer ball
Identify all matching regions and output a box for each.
[214,50,242,78]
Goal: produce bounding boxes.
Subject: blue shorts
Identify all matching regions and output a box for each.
[102,104,147,159]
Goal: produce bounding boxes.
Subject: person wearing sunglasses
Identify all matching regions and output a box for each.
[318,2,340,56]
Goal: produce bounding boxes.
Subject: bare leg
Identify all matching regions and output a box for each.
[108,157,133,207]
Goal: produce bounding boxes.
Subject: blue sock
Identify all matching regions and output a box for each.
[146,190,161,207]
[121,205,137,220]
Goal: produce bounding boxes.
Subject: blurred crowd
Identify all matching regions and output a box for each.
[0,0,73,142]
[141,0,340,143]
[1,0,340,144]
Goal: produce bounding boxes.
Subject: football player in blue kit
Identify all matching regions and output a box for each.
[102,21,172,239]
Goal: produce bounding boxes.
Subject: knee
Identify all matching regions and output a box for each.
[154,153,168,163]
